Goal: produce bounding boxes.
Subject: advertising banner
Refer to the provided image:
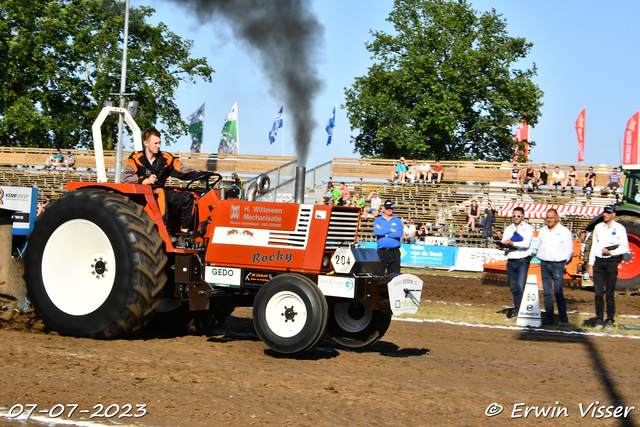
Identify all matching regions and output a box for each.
[0,186,37,235]
[364,242,458,268]
[454,248,508,272]
[576,108,586,162]
[623,111,639,165]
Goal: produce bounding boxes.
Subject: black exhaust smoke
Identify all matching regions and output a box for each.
[167,0,325,167]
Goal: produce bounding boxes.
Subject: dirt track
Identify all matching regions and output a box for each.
[1,274,639,426]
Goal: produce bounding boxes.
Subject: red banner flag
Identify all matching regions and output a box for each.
[575,108,585,162]
[623,111,640,165]
[513,122,529,162]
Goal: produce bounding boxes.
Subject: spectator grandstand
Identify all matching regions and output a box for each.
[0,148,619,248]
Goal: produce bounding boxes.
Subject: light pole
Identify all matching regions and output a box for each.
[114,0,130,183]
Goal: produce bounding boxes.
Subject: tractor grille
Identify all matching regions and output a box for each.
[325,208,360,250]
[268,205,312,248]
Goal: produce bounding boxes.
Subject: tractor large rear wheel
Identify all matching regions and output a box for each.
[611,215,640,291]
[24,189,167,338]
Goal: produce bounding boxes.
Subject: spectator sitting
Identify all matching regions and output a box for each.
[331,184,343,205]
[536,164,548,188]
[562,165,578,191]
[418,160,430,183]
[505,163,521,191]
[584,166,596,194]
[37,195,52,216]
[64,151,76,171]
[416,224,429,243]
[430,160,444,183]
[550,166,565,189]
[604,167,621,194]
[495,229,503,241]
[521,164,537,191]
[466,200,480,231]
[351,192,365,209]
[45,149,64,171]
[389,157,407,183]
[322,183,335,205]
[405,159,420,183]
[402,219,417,244]
[366,190,382,218]
[339,182,350,206]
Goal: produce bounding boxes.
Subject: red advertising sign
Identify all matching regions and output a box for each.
[576,108,586,162]
[513,122,529,162]
[623,111,640,165]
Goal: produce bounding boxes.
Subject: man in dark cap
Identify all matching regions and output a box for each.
[588,204,629,332]
[373,200,403,275]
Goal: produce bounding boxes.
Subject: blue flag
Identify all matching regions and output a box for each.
[326,106,336,146]
[269,106,283,145]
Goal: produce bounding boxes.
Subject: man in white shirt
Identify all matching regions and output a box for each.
[500,206,534,320]
[588,205,629,332]
[537,209,574,327]
[403,219,417,244]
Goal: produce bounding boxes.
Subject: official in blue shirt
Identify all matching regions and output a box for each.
[373,200,403,275]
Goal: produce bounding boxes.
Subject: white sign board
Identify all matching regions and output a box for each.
[204,266,241,288]
[317,275,355,299]
[387,274,423,316]
[454,248,507,272]
[422,237,449,246]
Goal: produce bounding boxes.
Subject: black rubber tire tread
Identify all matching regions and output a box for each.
[609,215,640,291]
[24,189,167,339]
[327,299,392,349]
[252,273,328,354]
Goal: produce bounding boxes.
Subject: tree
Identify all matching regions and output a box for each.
[344,0,543,161]
[0,0,214,149]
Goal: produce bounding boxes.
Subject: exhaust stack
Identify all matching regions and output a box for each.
[295,167,306,204]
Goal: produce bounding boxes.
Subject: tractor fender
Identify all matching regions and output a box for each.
[64,181,172,248]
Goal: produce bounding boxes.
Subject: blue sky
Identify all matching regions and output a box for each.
[129,0,640,169]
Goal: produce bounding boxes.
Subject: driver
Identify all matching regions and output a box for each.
[122,128,212,244]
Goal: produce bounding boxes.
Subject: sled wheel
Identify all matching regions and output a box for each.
[187,296,235,335]
[149,298,233,336]
[24,189,167,338]
[327,299,392,349]
[253,274,328,354]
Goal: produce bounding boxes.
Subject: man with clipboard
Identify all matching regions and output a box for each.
[588,205,629,332]
[499,206,534,321]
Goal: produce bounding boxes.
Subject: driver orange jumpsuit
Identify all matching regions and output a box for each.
[122,150,204,230]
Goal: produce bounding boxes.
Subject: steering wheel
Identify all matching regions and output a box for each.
[186,172,223,191]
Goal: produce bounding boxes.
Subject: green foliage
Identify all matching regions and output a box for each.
[0,0,213,149]
[344,0,543,161]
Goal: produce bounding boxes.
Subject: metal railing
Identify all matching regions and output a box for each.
[247,160,333,203]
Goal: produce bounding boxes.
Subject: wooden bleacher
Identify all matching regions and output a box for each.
[331,158,620,188]
[0,147,295,175]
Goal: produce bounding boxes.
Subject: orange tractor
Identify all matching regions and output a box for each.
[23,107,423,354]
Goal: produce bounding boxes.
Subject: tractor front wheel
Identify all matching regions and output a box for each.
[24,189,167,338]
[253,274,328,354]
